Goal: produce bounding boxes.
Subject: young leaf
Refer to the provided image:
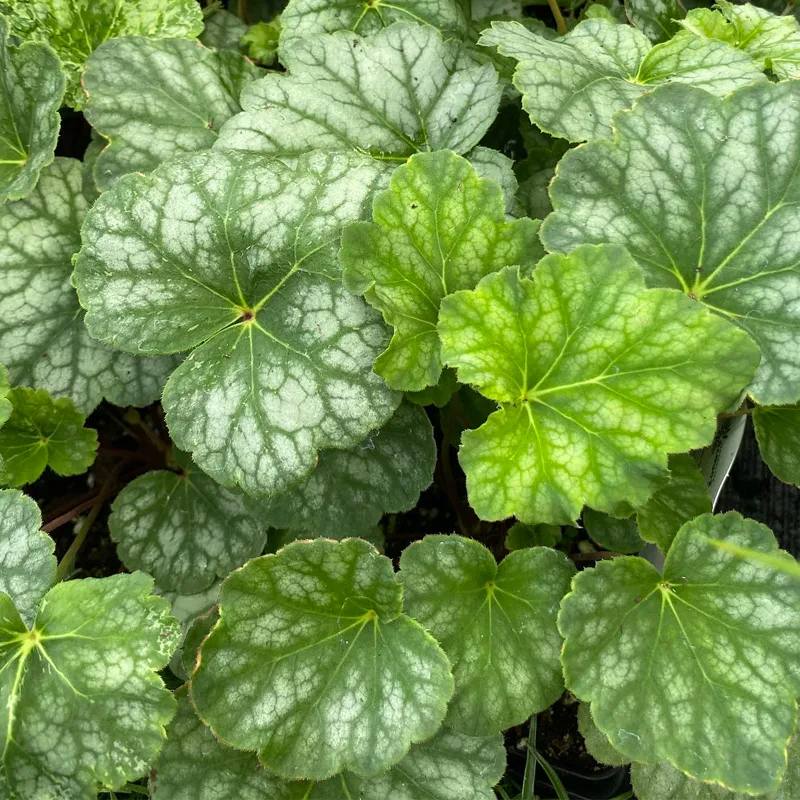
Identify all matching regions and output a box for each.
[83,37,262,191]
[681,1,800,79]
[0,14,64,204]
[256,402,435,538]
[0,158,178,413]
[577,703,630,767]
[582,509,644,554]
[241,19,281,66]
[626,0,684,43]
[0,387,98,487]
[559,512,800,794]
[216,23,501,161]
[0,488,55,625]
[110,449,266,594]
[342,150,540,391]
[74,149,400,497]
[400,535,575,734]
[542,81,800,406]
[754,403,800,487]
[0,570,180,798]
[191,538,453,779]
[437,245,760,524]
[0,0,204,109]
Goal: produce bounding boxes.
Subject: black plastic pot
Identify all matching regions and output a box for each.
[534,763,631,800]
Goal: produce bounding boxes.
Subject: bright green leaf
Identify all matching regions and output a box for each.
[0,0,204,109]
[74,149,400,497]
[438,245,760,524]
[83,37,261,191]
[754,403,800,486]
[577,703,630,767]
[626,0,684,42]
[342,150,540,391]
[200,6,248,51]
[559,512,800,794]
[582,509,644,554]
[0,158,177,413]
[241,19,281,65]
[681,1,800,79]
[0,387,97,486]
[479,18,764,142]
[110,449,266,594]
[400,534,574,734]
[543,81,800,406]
[0,488,54,625]
[256,402,435,538]
[0,571,180,798]
[0,14,64,205]
[505,521,562,551]
[191,538,453,779]
[216,23,501,161]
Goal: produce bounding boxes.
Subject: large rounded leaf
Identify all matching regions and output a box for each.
[543,81,800,406]
[437,245,759,524]
[559,512,800,793]
[754,402,800,487]
[191,538,453,780]
[74,149,400,497]
[400,535,574,734]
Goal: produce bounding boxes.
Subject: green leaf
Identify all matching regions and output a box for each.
[110,449,266,594]
[754,403,800,486]
[437,245,760,524]
[559,512,800,794]
[241,19,281,66]
[467,146,525,218]
[75,149,400,497]
[515,122,569,220]
[400,534,574,734]
[406,366,459,407]
[681,1,800,79]
[154,691,505,800]
[191,538,453,779]
[0,158,177,413]
[0,387,97,486]
[160,582,220,679]
[0,363,9,427]
[582,509,644,554]
[83,37,261,191]
[342,150,540,391]
[178,603,219,679]
[543,81,800,406]
[256,401,435,538]
[505,521,562,551]
[200,6,248,51]
[0,488,55,625]
[626,0,684,43]
[577,703,630,767]
[0,571,180,798]
[0,0,204,109]
[0,14,64,205]
[479,18,764,142]
[216,23,501,161]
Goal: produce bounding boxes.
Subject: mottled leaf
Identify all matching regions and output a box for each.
[216,23,500,161]
[83,37,261,191]
[543,81,800,406]
[437,245,759,524]
[75,149,400,497]
[626,0,684,42]
[577,703,630,767]
[342,150,540,391]
[467,146,525,218]
[200,6,248,51]
[191,538,453,779]
[0,363,9,426]
[401,535,574,734]
[559,512,800,793]
[479,18,764,142]
[754,403,800,487]
[0,387,97,487]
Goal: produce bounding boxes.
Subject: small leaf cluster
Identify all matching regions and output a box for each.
[2,0,800,797]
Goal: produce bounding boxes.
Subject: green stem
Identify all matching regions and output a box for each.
[521,716,538,800]
[238,0,249,22]
[547,0,568,35]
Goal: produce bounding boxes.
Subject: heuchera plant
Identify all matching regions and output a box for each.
[2,0,800,797]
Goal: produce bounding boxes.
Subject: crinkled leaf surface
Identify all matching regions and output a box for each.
[256,401,434,537]
[543,81,800,405]
[626,0,684,42]
[154,691,504,800]
[0,15,63,205]
[0,489,54,625]
[437,245,759,524]
[681,1,800,79]
[83,37,261,191]
[191,538,453,780]
[0,0,204,109]
[559,512,800,793]
[74,149,400,497]
[216,23,501,161]
[582,509,644,554]
[200,6,248,51]
[754,403,800,486]
[342,150,540,391]
[401,535,574,734]
[0,387,97,487]
[577,703,630,767]
[110,449,266,594]
[0,158,177,413]
[479,18,764,142]
[0,571,180,799]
